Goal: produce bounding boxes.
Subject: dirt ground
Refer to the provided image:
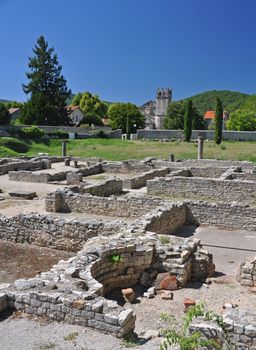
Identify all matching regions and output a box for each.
[0,241,74,283]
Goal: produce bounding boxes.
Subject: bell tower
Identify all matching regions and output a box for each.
[155,88,172,129]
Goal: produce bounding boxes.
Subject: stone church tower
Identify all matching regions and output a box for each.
[155,88,172,129]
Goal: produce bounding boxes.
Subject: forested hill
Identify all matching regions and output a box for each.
[181,90,250,115]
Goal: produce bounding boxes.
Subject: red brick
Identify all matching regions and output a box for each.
[160,275,178,291]
[154,272,170,289]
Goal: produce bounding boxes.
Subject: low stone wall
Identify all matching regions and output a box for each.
[8,164,103,184]
[189,167,228,178]
[147,176,256,203]
[137,129,256,141]
[0,157,65,175]
[186,201,256,231]
[0,159,46,175]
[81,179,123,197]
[45,190,164,217]
[45,188,256,231]
[9,171,50,183]
[102,160,152,174]
[143,204,187,235]
[232,172,256,181]
[0,214,123,252]
[191,310,256,349]
[152,158,255,171]
[237,256,256,287]
[223,309,256,349]
[7,291,135,337]
[123,167,169,189]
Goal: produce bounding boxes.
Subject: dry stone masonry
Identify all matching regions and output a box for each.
[1,156,256,341]
[1,232,214,336]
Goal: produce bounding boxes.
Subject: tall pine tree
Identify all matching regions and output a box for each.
[21,36,71,125]
[184,99,193,142]
[214,97,223,144]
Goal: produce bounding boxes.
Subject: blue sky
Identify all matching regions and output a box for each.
[0,0,255,104]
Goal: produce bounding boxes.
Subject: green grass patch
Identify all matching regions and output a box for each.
[0,138,255,163]
[63,332,79,341]
[0,137,29,153]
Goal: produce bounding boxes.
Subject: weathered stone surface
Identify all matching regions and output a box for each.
[121,288,136,303]
[154,272,170,289]
[160,275,178,291]
[9,191,37,200]
[184,298,196,310]
[72,299,86,310]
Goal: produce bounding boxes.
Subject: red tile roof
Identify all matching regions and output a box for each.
[65,105,81,113]
[102,118,110,126]
[8,108,20,114]
[204,111,216,119]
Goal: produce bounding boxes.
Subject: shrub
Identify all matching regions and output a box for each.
[0,137,29,153]
[17,126,45,139]
[160,303,231,350]
[93,130,108,138]
[47,129,69,139]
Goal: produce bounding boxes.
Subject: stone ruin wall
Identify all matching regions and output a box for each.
[8,163,103,183]
[0,214,124,252]
[186,201,256,231]
[152,158,255,170]
[147,176,256,203]
[80,178,123,197]
[101,161,153,174]
[0,234,214,337]
[123,167,169,189]
[237,255,256,287]
[45,190,164,217]
[190,309,256,350]
[0,156,64,175]
[46,189,256,232]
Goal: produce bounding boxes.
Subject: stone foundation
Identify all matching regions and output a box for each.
[123,167,169,189]
[237,256,256,287]
[0,214,124,252]
[80,178,123,197]
[186,201,256,231]
[190,310,256,350]
[147,176,256,203]
[1,233,213,336]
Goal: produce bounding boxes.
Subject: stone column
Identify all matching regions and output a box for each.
[197,137,204,160]
[169,154,175,162]
[62,141,67,157]
[65,158,71,166]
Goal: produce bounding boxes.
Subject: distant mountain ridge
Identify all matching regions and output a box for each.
[0,99,11,104]
[181,90,251,115]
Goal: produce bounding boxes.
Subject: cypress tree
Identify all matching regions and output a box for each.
[214,97,223,144]
[21,36,71,125]
[184,99,193,142]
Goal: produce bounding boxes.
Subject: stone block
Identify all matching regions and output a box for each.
[121,288,136,303]
[9,191,37,200]
[72,299,86,310]
[160,275,178,291]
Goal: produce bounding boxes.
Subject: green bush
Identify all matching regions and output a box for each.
[47,129,69,139]
[17,126,45,139]
[0,137,29,153]
[93,130,108,138]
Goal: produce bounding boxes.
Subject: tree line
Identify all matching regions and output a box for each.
[0,35,145,134]
[0,35,255,133]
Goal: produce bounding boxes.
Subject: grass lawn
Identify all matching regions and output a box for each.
[0,138,255,162]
